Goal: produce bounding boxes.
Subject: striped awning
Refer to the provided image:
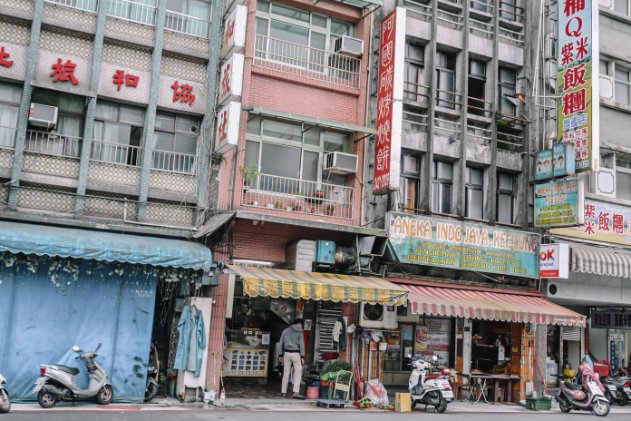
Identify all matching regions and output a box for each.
[228,265,408,305]
[571,243,631,278]
[399,283,585,327]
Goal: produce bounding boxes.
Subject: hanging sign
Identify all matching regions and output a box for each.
[218,53,244,105]
[534,176,584,227]
[540,243,569,279]
[215,102,241,154]
[221,5,247,59]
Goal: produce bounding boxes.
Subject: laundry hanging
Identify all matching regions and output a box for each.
[174,305,207,377]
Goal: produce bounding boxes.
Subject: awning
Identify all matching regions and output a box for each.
[0,221,212,271]
[571,242,631,278]
[229,265,407,305]
[399,283,585,327]
[334,0,381,8]
[192,212,235,239]
[246,106,376,135]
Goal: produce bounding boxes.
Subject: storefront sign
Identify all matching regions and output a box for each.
[50,58,78,85]
[535,143,576,181]
[218,53,244,105]
[387,212,540,278]
[592,311,631,329]
[540,243,569,279]
[557,0,599,172]
[112,69,139,91]
[170,80,195,105]
[551,199,631,246]
[215,101,241,154]
[0,46,14,67]
[534,176,584,227]
[221,5,247,59]
[414,319,450,366]
[373,7,405,195]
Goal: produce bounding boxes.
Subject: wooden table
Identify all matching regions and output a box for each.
[487,374,522,403]
[463,373,522,404]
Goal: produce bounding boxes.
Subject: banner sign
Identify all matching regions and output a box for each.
[534,176,584,227]
[373,8,405,195]
[551,199,631,246]
[557,0,599,172]
[387,212,540,278]
[535,143,576,181]
[592,311,631,329]
[540,243,569,279]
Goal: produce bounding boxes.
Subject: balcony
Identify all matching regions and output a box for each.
[404,80,430,107]
[90,139,142,167]
[45,0,98,13]
[107,0,156,26]
[253,34,361,90]
[25,130,81,158]
[496,112,526,151]
[152,149,196,175]
[165,10,209,38]
[240,173,354,223]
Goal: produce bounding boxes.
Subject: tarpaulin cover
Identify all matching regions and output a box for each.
[0,220,212,271]
[0,253,157,402]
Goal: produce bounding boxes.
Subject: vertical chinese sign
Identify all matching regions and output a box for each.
[373,8,405,195]
[557,0,599,172]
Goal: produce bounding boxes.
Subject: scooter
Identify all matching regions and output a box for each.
[408,355,453,413]
[556,375,610,416]
[603,376,631,406]
[0,373,10,413]
[33,343,113,408]
[144,343,159,402]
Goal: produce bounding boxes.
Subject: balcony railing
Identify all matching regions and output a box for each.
[435,88,462,110]
[404,0,432,22]
[108,0,156,26]
[499,1,524,24]
[152,149,196,175]
[253,34,361,89]
[470,0,494,14]
[469,18,494,39]
[0,125,17,150]
[241,173,354,221]
[45,0,98,13]
[466,122,492,143]
[25,130,81,158]
[165,9,209,38]
[467,96,493,118]
[499,26,524,47]
[90,139,142,167]
[496,113,526,151]
[437,7,464,30]
[404,80,430,104]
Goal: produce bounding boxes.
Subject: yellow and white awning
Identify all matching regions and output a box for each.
[228,265,407,305]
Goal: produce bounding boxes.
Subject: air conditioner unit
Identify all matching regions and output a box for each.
[29,103,58,131]
[324,152,358,175]
[359,303,398,329]
[333,35,364,57]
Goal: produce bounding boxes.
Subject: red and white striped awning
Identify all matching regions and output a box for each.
[398,283,585,327]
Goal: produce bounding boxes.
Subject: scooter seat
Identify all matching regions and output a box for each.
[564,382,582,391]
[52,365,80,375]
[426,374,441,381]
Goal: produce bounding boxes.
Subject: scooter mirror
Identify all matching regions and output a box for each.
[72,345,81,352]
[432,355,438,361]
[406,354,412,359]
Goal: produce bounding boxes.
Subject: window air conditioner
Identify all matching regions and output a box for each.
[29,103,58,131]
[359,303,398,329]
[324,152,358,175]
[333,36,364,57]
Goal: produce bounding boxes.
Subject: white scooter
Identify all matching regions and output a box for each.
[408,355,453,413]
[0,373,10,413]
[33,344,113,408]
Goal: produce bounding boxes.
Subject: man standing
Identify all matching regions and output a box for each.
[279,318,305,398]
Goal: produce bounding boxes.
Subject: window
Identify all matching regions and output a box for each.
[108,0,157,26]
[47,0,98,13]
[498,67,517,116]
[255,1,353,70]
[615,65,631,106]
[499,0,522,22]
[166,0,210,37]
[92,100,145,166]
[30,89,85,157]
[616,159,631,200]
[465,166,484,219]
[0,83,22,149]
[468,59,487,116]
[432,160,452,214]
[614,0,631,16]
[496,172,516,224]
[400,154,421,212]
[436,51,457,109]
[471,0,491,13]
[153,113,199,174]
[404,42,425,102]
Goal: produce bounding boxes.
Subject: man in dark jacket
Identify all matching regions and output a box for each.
[279,318,305,398]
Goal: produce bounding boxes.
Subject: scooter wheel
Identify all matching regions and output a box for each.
[559,402,571,413]
[592,400,610,417]
[96,385,113,405]
[0,390,10,413]
[144,379,159,402]
[435,398,448,413]
[38,390,57,408]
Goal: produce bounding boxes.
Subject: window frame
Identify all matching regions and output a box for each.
[468,58,487,116]
[615,63,631,106]
[153,112,199,174]
[496,171,517,225]
[400,154,421,212]
[498,66,517,116]
[616,157,631,200]
[432,160,453,214]
[92,100,145,166]
[465,166,484,220]
[436,51,457,109]
[404,41,425,103]
[0,82,22,149]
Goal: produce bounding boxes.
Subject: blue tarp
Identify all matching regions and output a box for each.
[0,253,157,402]
[0,221,212,272]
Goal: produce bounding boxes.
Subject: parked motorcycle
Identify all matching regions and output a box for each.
[33,343,113,408]
[408,355,453,413]
[556,365,610,417]
[603,376,631,406]
[0,373,10,413]
[144,343,159,402]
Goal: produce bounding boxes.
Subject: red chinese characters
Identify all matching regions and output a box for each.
[0,46,13,68]
[217,109,228,143]
[171,80,195,106]
[50,58,78,85]
[113,70,139,91]
[220,63,232,99]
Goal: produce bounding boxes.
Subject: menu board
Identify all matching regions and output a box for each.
[414,319,451,366]
[223,347,269,377]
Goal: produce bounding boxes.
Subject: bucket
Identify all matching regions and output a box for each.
[167,379,176,397]
[306,386,320,399]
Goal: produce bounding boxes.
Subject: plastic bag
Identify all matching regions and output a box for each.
[364,379,389,405]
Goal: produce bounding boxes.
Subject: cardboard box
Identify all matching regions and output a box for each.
[395,392,411,412]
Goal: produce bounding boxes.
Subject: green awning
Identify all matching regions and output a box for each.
[246,106,376,135]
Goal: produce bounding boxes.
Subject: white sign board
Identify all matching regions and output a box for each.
[218,53,244,106]
[215,101,241,154]
[540,243,569,279]
[221,5,247,59]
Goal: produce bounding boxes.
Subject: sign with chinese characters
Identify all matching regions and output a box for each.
[373,8,405,195]
[0,42,26,81]
[218,53,244,105]
[112,69,139,91]
[221,5,247,59]
[551,199,631,246]
[534,176,584,227]
[557,0,599,172]
[98,63,150,103]
[540,243,569,279]
[0,46,14,68]
[222,0,245,16]
[591,311,631,329]
[215,101,241,154]
[37,51,89,90]
[535,143,576,181]
[50,58,79,85]
[171,80,196,105]
[387,212,540,278]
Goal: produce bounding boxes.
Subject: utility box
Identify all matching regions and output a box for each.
[395,392,411,412]
[315,240,335,265]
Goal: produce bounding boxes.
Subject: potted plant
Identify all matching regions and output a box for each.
[306,190,325,204]
[324,204,335,216]
[240,163,259,188]
[319,360,353,387]
[274,201,285,209]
